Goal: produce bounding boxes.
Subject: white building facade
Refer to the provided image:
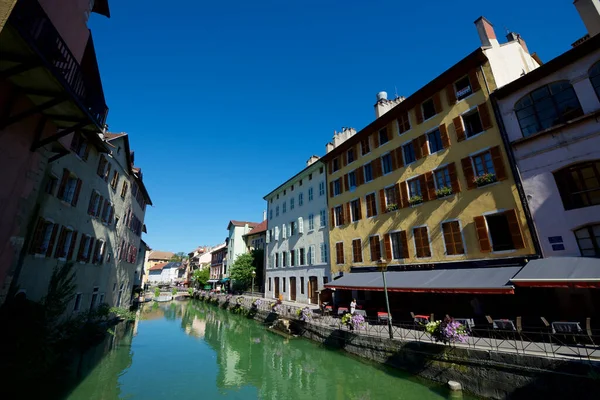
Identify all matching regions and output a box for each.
[264,157,331,304]
[226,221,259,267]
[147,262,183,284]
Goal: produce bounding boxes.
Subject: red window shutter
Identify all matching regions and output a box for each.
[415,105,424,125]
[379,189,386,212]
[357,166,364,185]
[329,181,334,198]
[420,134,429,157]
[469,69,481,92]
[424,172,436,201]
[442,222,455,255]
[461,157,476,190]
[54,226,66,258]
[400,231,409,258]
[29,217,45,254]
[478,103,493,130]
[345,202,351,225]
[400,181,409,208]
[330,208,335,227]
[448,162,461,194]
[390,150,398,171]
[490,146,507,181]
[453,116,466,142]
[57,169,69,199]
[505,209,525,249]
[395,147,404,168]
[446,84,456,106]
[384,233,392,260]
[357,198,362,220]
[374,158,383,178]
[105,163,112,182]
[343,174,349,192]
[68,231,78,260]
[440,124,450,149]
[371,194,378,216]
[418,174,428,201]
[45,224,58,257]
[412,139,422,160]
[71,179,82,206]
[433,92,442,114]
[414,229,423,258]
[474,216,491,252]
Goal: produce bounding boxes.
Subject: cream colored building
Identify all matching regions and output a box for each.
[142,250,175,284]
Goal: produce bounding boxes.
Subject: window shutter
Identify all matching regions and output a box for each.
[446,84,456,106]
[29,217,45,254]
[400,231,409,258]
[343,174,349,191]
[469,69,481,92]
[448,162,461,194]
[71,179,82,206]
[420,134,429,157]
[77,236,85,261]
[97,157,104,176]
[490,146,507,181]
[344,202,350,224]
[505,209,525,249]
[384,233,392,260]
[266,230,270,244]
[68,231,78,260]
[400,181,409,208]
[282,224,286,239]
[357,198,362,220]
[342,152,347,167]
[87,238,95,262]
[57,169,69,199]
[412,139,422,160]
[87,192,95,215]
[433,92,442,114]
[330,208,335,227]
[379,189,386,212]
[298,217,304,234]
[461,157,476,190]
[453,116,466,142]
[329,181,334,198]
[418,174,428,201]
[82,145,90,161]
[440,124,450,149]
[395,147,404,168]
[357,166,365,185]
[473,216,491,252]
[390,149,398,170]
[108,205,114,224]
[54,226,66,258]
[45,224,58,257]
[275,226,279,241]
[92,240,100,264]
[105,163,112,182]
[478,103,493,130]
[415,105,424,124]
[424,172,436,201]
[372,132,379,148]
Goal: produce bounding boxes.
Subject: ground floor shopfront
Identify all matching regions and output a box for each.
[265,265,330,304]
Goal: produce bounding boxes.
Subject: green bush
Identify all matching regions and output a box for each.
[154,287,160,297]
[172,288,177,296]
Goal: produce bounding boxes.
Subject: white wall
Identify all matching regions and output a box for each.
[484,41,539,89]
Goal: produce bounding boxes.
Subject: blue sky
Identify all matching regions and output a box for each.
[89,0,586,253]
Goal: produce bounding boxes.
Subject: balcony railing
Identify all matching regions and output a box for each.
[9,0,108,128]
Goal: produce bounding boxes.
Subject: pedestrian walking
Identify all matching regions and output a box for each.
[350,299,357,315]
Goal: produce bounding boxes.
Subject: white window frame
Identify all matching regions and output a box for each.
[335,241,344,265]
[334,205,344,227]
[460,104,486,141]
[308,187,313,201]
[73,292,83,312]
[440,219,467,257]
[308,214,315,231]
[381,152,393,175]
[363,163,373,183]
[396,113,412,136]
[319,181,325,196]
[299,192,304,206]
[350,198,361,222]
[388,229,405,260]
[401,139,416,166]
[481,209,517,254]
[320,209,327,228]
[320,242,328,263]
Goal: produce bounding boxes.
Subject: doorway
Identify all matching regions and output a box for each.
[290,277,297,301]
[308,276,318,304]
[274,277,280,299]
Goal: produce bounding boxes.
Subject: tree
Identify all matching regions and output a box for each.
[229,252,255,290]
[191,268,210,288]
[251,249,264,291]
[170,251,187,262]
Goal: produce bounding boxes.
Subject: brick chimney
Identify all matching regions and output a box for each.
[474,17,499,47]
[574,0,600,37]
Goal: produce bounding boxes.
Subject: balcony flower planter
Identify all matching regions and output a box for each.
[408,195,423,206]
[435,187,453,199]
[474,173,497,187]
[386,203,399,212]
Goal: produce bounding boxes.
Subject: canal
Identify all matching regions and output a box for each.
[64,300,471,399]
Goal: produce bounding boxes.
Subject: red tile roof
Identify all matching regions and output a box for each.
[149,262,168,271]
[245,220,267,236]
[228,220,260,229]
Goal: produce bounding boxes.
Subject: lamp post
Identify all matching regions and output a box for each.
[377,259,393,339]
[252,270,256,295]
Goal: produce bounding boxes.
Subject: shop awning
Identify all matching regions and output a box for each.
[220,278,230,283]
[511,257,600,288]
[207,279,219,283]
[324,266,521,294]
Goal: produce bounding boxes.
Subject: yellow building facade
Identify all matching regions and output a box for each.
[323,49,537,277]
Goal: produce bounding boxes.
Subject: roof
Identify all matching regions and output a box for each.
[511,257,600,288]
[325,266,521,294]
[244,220,267,236]
[210,243,227,254]
[227,220,259,230]
[104,132,126,140]
[149,262,168,271]
[494,34,600,99]
[148,250,174,261]
[263,159,324,200]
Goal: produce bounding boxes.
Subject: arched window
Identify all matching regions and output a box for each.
[554,160,600,210]
[574,224,600,257]
[515,81,583,137]
[590,61,600,101]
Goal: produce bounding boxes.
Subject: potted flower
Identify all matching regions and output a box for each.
[386,203,398,212]
[252,299,262,308]
[425,317,468,344]
[295,306,313,321]
[408,195,423,206]
[473,173,497,187]
[341,313,366,330]
[435,186,453,199]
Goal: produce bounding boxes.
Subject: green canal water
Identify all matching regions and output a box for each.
[64,300,471,400]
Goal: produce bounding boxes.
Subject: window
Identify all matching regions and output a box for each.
[427,129,443,153]
[422,98,436,120]
[319,181,325,196]
[472,150,495,177]
[384,186,399,209]
[369,236,382,261]
[80,235,92,261]
[320,209,327,227]
[55,228,74,259]
[276,206,279,216]
[365,193,377,217]
[299,179,302,186]
[290,198,295,210]
[333,178,342,196]
[299,192,304,206]
[97,156,108,178]
[320,243,328,263]
[335,242,344,264]
[35,220,55,255]
[413,227,431,258]
[308,187,313,201]
[308,214,314,230]
[300,277,305,294]
[93,239,105,263]
[110,171,119,190]
[283,277,286,292]
[290,250,296,266]
[309,173,313,180]
[379,128,389,145]
[390,232,406,259]
[462,108,484,138]
[120,181,128,198]
[348,170,357,189]
[403,143,416,164]
[347,148,355,164]
[275,253,279,268]
[73,293,82,312]
[270,210,273,220]
[575,224,600,257]
[554,161,600,210]
[361,138,370,155]
[319,167,324,174]
[381,154,393,174]
[268,278,272,291]
[398,112,410,134]
[334,205,344,226]
[308,245,315,265]
[299,248,306,265]
[364,163,373,182]
[434,167,452,191]
[442,221,465,255]
[290,221,296,236]
[282,201,287,213]
[485,214,516,252]
[61,176,79,204]
[291,185,294,191]
[282,252,287,267]
[591,62,600,100]
[352,239,363,262]
[350,199,361,222]
[333,158,340,172]
[45,175,58,195]
[515,81,583,137]
[408,178,422,199]
[454,76,472,101]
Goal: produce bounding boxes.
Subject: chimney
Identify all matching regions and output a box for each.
[262,210,267,221]
[574,0,600,37]
[306,155,320,166]
[506,32,529,53]
[474,17,499,47]
[374,92,405,119]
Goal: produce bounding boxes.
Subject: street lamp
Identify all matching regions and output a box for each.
[251,270,256,295]
[377,258,393,339]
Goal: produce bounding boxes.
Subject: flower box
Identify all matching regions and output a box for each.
[474,173,497,187]
[435,186,453,199]
[386,203,398,212]
[408,195,423,206]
